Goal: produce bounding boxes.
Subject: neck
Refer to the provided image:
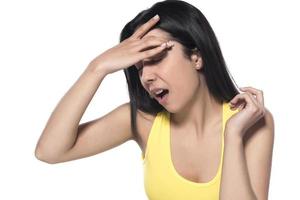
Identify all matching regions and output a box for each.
[170,81,223,138]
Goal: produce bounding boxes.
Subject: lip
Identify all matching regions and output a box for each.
[155,91,169,104]
[149,87,168,97]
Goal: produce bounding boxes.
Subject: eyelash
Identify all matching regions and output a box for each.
[138,60,158,72]
[137,56,165,72]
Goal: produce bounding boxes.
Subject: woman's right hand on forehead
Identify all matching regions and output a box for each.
[88,14,174,75]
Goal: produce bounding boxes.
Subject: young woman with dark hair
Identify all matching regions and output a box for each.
[35,1,274,199]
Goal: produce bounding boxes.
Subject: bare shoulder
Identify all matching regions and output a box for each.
[121,103,156,152]
[120,103,156,144]
[135,109,156,151]
[243,106,275,145]
[137,109,156,122]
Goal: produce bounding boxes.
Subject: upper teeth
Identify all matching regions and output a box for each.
[155,89,164,95]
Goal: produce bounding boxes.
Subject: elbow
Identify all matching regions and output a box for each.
[34,148,60,164]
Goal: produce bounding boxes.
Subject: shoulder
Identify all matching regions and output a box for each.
[118,102,156,137]
[243,106,275,144]
[137,109,157,122]
[119,103,156,148]
[120,102,156,123]
[135,108,157,147]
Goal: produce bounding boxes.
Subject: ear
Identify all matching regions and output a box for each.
[190,48,203,70]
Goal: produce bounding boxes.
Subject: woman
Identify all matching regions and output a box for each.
[35,0,274,199]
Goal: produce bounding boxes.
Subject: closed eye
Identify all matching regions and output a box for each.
[139,51,168,70]
[135,47,171,72]
[149,50,167,62]
[148,57,163,64]
[136,58,162,72]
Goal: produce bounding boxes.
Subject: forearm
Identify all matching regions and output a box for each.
[35,64,107,160]
[220,129,257,200]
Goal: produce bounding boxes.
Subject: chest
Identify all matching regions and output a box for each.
[137,115,223,184]
[169,127,223,183]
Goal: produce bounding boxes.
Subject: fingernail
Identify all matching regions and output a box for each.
[167,41,174,46]
[161,43,167,47]
[238,104,244,110]
[153,14,159,20]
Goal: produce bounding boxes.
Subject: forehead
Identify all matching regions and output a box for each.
[141,28,185,53]
[141,28,173,40]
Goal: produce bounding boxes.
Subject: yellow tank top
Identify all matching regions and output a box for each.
[140,101,238,200]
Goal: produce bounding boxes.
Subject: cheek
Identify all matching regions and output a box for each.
[170,59,197,85]
[170,65,199,98]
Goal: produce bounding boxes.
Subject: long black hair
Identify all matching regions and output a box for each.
[119,0,240,143]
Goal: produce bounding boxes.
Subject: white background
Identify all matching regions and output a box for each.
[0,0,299,199]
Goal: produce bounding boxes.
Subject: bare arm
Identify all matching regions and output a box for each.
[35,14,172,164]
[35,65,108,163]
[220,109,274,200]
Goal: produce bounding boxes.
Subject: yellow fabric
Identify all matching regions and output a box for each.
[141,101,239,200]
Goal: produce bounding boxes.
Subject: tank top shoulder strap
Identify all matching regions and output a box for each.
[222,101,239,127]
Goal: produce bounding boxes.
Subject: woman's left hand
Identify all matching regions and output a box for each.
[225,86,266,139]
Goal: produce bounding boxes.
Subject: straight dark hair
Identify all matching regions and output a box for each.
[119,0,241,143]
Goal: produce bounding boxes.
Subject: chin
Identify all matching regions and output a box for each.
[162,104,179,115]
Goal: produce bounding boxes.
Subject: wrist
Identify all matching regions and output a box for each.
[86,62,109,77]
[224,128,244,143]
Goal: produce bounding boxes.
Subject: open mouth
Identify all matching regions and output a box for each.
[155,89,169,101]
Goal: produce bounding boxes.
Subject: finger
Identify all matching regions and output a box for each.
[245,91,260,107]
[136,39,174,53]
[244,91,266,116]
[238,92,265,117]
[139,42,170,61]
[230,92,258,111]
[240,86,264,106]
[229,93,245,110]
[130,37,171,70]
[131,15,160,39]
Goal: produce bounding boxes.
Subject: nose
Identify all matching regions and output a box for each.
[140,65,157,84]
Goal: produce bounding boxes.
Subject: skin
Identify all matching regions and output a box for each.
[137,28,223,138]
[136,20,274,199]
[34,15,173,163]
[35,13,273,199]
[89,14,173,75]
